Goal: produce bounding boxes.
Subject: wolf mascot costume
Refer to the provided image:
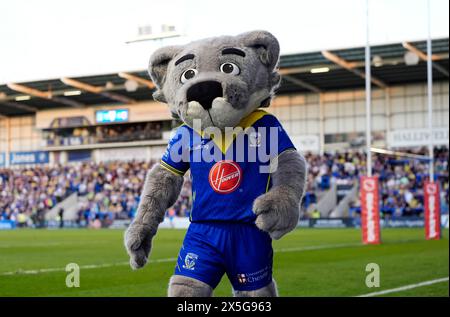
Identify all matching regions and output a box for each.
[125,30,307,297]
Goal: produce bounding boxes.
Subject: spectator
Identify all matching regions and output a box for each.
[59,208,65,228]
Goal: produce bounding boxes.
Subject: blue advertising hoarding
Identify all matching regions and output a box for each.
[0,220,16,230]
[10,151,49,165]
[0,152,4,167]
[68,150,92,162]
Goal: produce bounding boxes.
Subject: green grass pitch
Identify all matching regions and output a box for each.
[0,228,448,297]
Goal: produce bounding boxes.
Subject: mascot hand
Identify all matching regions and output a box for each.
[253,186,299,240]
[124,219,156,270]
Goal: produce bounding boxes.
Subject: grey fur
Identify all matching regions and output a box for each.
[253,149,307,240]
[233,279,278,297]
[168,275,213,297]
[124,164,184,269]
[148,30,281,130]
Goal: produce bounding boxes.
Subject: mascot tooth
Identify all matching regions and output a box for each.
[124,30,307,297]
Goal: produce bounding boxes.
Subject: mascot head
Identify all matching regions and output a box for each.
[148,30,281,131]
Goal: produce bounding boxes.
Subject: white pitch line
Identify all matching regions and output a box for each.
[0,241,113,248]
[0,242,64,248]
[275,238,419,253]
[0,240,422,277]
[0,258,177,276]
[275,242,361,253]
[0,243,355,276]
[357,277,449,297]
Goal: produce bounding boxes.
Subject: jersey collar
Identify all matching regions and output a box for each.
[194,109,269,155]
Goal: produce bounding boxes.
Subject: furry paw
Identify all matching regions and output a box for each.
[253,187,299,240]
[124,222,154,269]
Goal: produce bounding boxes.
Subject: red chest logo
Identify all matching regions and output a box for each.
[208,160,242,194]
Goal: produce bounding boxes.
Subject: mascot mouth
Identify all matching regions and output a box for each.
[186,80,223,110]
[184,80,249,129]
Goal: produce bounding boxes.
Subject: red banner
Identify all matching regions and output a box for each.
[360,176,381,244]
[424,181,441,240]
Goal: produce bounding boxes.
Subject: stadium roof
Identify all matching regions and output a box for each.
[0,38,448,117]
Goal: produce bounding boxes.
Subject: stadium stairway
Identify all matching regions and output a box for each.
[308,183,338,217]
[329,184,358,218]
[45,192,79,221]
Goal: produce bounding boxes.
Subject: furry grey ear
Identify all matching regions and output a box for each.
[148,45,182,102]
[239,30,280,71]
[152,90,167,103]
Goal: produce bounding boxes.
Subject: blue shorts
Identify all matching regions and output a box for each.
[175,222,273,291]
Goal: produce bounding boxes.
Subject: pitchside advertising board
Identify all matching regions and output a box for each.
[0,220,16,230]
[359,177,443,243]
[360,176,381,244]
[424,181,441,240]
[0,152,5,167]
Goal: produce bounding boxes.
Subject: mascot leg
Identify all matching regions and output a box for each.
[233,279,278,297]
[168,275,213,297]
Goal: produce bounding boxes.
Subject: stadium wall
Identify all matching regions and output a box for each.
[268,81,449,152]
[0,115,42,152]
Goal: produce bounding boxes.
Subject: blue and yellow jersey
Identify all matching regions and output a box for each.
[160,110,296,223]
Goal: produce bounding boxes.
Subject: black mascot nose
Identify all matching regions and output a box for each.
[187,81,223,110]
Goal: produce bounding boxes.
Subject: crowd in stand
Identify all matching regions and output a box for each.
[96,122,163,143]
[75,160,192,227]
[0,146,448,228]
[0,160,192,228]
[0,165,74,227]
[45,121,165,147]
[304,147,449,217]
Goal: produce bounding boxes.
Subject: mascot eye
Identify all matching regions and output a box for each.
[180,69,198,83]
[220,62,240,75]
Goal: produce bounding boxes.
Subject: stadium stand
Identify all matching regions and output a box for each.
[44,121,169,147]
[0,160,193,227]
[305,147,449,217]
[1,147,448,228]
[0,38,448,228]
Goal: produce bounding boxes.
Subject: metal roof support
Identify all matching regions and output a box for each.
[403,42,449,77]
[281,74,322,93]
[118,72,155,89]
[61,77,136,104]
[321,50,387,88]
[6,83,84,108]
[279,54,448,76]
[0,101,38,113]
[7,83,51,99]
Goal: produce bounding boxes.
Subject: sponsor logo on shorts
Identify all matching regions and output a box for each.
[237,274,247,284]
[237,266,270,284]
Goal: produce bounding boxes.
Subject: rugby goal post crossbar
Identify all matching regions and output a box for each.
[370,147,433,162]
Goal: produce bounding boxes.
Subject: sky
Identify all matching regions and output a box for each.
[0,0,448,84]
